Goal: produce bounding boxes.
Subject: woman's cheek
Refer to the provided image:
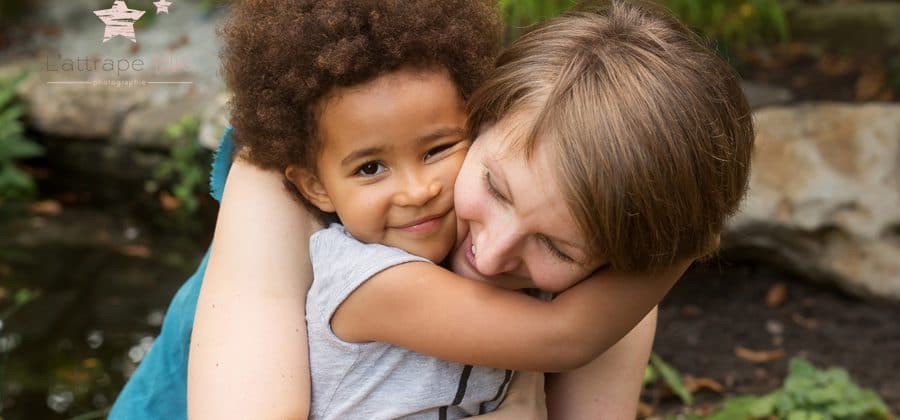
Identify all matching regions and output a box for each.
[452,163,480,223]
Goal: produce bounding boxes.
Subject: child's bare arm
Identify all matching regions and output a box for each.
[189,159,321,420]
[545,307,657,419]
[332,261,688,372]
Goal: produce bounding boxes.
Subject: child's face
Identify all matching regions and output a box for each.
[450,111,605,292]
[290,68,469,262]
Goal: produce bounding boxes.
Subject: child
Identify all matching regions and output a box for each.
[112,0,509,419]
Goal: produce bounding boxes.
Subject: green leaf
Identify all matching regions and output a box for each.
[704,396,758,420]
[788,357,816,377]
[643,364,658,386]
[748,392,777,417]
[14,288,35,305]
[650,353,693,405]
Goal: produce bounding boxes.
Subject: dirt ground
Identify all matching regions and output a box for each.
[644,259,900,416]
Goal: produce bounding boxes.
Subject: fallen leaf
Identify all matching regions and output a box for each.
[786,41,811,59]
[684,376,725,393]
[43,24,61,37]
[692,403,718,417]
[637,402,654,418]
[765,283,788,308]
[159,191,181,211]
[681,304,703,317]
[168,34,190,50]
[734,346,785,363]
[58,192,81,204]
[95,231,111,243]
[792,313,820,329]
[120,245,152,258]
[28,200,63,216]
[856,64,886,100]
[817,54,855,76]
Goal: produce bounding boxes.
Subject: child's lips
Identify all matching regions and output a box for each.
[395,212,447,233]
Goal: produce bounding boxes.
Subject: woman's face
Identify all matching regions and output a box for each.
[449,112,605,292]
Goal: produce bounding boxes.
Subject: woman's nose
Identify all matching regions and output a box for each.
[474,226,521,276]
[393,173,442,207]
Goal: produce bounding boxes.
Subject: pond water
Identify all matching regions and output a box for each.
[0,152,216,419]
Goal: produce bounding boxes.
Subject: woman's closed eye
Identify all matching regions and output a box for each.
[538,235,576,263]
[482,168,505,202]
[355,161,387,177]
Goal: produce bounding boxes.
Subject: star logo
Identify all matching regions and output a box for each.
[154,0,173,14]
[94,0,145,43]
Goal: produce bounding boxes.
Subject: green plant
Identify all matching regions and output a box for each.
[664,0,790,50]
[888,56,900,96]
[705,358,892,420]
[146,114,210,214]
[499,0,573,43]
[644,353,694,405]
[0,71,43,202]
[0,288,38,392]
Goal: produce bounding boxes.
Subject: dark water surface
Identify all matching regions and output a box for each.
[0,155,215,419]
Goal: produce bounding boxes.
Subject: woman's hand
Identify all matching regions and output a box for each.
[473,371,547,420]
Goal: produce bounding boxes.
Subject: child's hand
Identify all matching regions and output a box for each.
[472,371,547,419]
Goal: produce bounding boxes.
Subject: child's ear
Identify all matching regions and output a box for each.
[285,165,335,213]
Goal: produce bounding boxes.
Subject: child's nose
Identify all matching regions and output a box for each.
[393,177,442,207]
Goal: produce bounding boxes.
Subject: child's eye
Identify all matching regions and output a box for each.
[424,143,454,161]
[355,161,386,177]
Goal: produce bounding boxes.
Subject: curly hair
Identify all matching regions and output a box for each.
[220,0,502,171]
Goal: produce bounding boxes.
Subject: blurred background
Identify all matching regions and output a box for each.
[0,0,897,419]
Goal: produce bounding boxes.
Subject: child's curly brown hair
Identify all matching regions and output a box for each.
[220,0,502,171]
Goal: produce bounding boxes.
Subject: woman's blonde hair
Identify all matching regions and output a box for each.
[467,0,754,272]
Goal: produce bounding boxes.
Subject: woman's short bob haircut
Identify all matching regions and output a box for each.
[467,0,754,272]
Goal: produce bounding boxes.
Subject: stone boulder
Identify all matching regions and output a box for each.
[726,103,900,300]
[789,2,900,53]
[2,0,224,149]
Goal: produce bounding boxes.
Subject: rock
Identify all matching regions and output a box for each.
[2,0,226,149]
[18,63,154,140]
[198,92,230,150]
[117,78,209,147]
[789,3,900,53]
[742,81,793,109]
[726,103,900,301]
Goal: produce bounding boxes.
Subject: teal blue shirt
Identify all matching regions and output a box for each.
[108,127,234,420]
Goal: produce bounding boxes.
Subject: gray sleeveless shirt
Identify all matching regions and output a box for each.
[307,224,512,419]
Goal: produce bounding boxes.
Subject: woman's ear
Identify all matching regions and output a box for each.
[285,165,335,213]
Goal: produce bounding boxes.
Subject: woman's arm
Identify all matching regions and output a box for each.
[545,307,657,419]
[188,158,322,420]
[333,261,688,372]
